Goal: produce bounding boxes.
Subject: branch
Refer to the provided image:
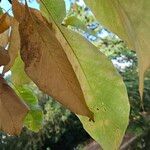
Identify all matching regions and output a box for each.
[120,136,138,150]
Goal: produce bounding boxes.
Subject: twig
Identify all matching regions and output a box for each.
[120,136,138,150]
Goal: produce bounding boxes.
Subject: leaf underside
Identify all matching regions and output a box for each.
[85,0,150,98]
[40,0,130,149]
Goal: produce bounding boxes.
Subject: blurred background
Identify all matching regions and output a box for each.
[0,0,150,149]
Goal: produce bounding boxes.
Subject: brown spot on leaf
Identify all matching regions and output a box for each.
[12,2,93,119]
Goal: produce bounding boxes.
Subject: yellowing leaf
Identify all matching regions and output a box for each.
[12,1,93,119]
[85,0,150,98]
[3,18,20,73]
[0,46,10,66]
[0,13,11,34]
[40,0,130,149]
[0,76,29,135]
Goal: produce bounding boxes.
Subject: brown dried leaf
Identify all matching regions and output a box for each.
[12,0,51,28]
[0,29,9,47]
[0,76,29,135]
[0,13,11,34]
[0,46,10,66]
[12,0,25,23]
[12,1,93,119]
[3,18,20,73]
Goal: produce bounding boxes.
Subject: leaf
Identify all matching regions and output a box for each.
[0,46,10,66]
[0,29,9,47]
[0,76,29,135]
[84,0,150,98]
[63,15,86,29]
[12,0,93,119]
[0,13,11,34]
[40,0,130,149]
[15,85,43,132]
[11,56,31,85]
[63,15,95,36]
[0,10,30,84]
[24,109,43,132]
[3,18,20,73]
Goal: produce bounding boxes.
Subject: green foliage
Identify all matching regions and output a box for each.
[15,85,43,132]
[42,99,89,149]
[63,15,96,36]
[63,1,102,41]
[11,56,30,85]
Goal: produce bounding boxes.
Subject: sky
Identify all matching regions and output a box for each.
[0,0,39,13]
[0,0,85,13]
[0,0,73,13]
[0,0,39,9]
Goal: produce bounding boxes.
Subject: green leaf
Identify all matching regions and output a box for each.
[16,85,43,132]
[24,109,43,132]
[63,15,95,35]
[11,56,31,85]
[84,0,150,98]
[40,0,130,149]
